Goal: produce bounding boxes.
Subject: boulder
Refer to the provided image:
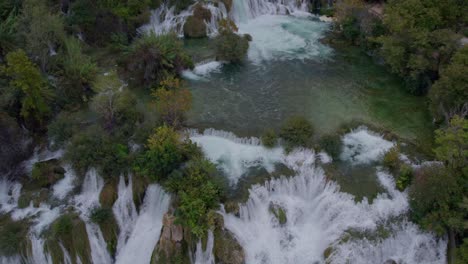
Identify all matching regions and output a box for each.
[152,213,190,264]
[193,4,211,21]
[383,260,397,264]
[183,16,207,38]
[31,159,65,188]
[213,225,245,264]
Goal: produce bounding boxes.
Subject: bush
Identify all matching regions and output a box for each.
[134,126,184,182]
[396,164,413,191]
[215,19,249,63]
[53,215,73,237]
[382,146,401,172]
[48,111,81,148]
[0,218,27,256]
[123,33,193,87]
[166,158,222,237]
[279,116,314,149]
[318,134,341,159]
[261,129,277,148]
[90,207,112,224]
[31,159,66,188]
[66,126,130,177]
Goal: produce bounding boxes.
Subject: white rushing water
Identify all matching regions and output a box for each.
[113,175,138,253]
[340,126,395,165]
[115,184,171,264]
[52,164,77,200]
[142,0,331,65]
[190,128,284,184]
[192,230,215,264]
[188,128,446,264]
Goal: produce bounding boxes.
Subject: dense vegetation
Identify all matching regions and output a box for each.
[334,0,468,261]
[0,0,466,261]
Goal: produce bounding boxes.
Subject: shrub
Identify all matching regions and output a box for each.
[166,158,222,237]
[123,33,193,87]
[318,134,342,159]
[152,78,192,128]
[215,19,249,63]
[279,116,314,149]
[0,218,27,256]
[396,164,413,191]
[90,207,112,224]
[31,159,65,188]
[261,129,277,148]
[47,111,81,148]
[382,146,401,172]
[134,126,184,182]
[53,215,73,236]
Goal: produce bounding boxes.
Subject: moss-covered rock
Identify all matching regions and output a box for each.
[17,189,49,209]
[133,174,148,211]
[183,16,207,38]
[0,216,28,256]
[219,0,232,12]
[94,208,118,257]
[269,203,287,225]
[213,225,245,264]
[193,4,211,21]
[46,213,92,263]
[99,180,118,208]
[224,202,240,217]
[151,213,190,264]
[31,159,65,188]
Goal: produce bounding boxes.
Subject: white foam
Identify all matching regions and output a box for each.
[115,184,171,264]
[329,222,446,264]
[340,127,395,165]
[113,175,138,253]
[183,61,223,81]
[190,129,284,184]
[0,179,21,213]
[192,230,215,264]
[52,164,76,200]
[221,149,442,264]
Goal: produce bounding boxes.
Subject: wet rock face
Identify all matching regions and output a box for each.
[213,226,245,264]
[183,4,211,38]
[383,260,397,264]
[152,213,190,264]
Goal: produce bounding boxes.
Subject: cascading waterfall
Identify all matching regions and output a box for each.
[192,230,215,264]
[113,175,138,253]
[74,169,113,264]
[191,128,446,264]
[114,184,170,264]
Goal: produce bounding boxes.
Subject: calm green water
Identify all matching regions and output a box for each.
[184,40,433,147]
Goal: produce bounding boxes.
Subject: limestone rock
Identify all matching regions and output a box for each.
[183,16,207,38]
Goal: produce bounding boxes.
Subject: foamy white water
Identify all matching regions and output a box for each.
[53,164,76,200]
[340,127,395,165]
[113,175,138,253]
[23,147,64,174]
[0,179,21,213]
[115,184,170,264]
[192,230,215,264]
[209,131,445,264]
[182,61,223,81]
[73,169,112,264]
[190,129,284,184]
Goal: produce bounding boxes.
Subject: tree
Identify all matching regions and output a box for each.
[90,71,139,134]
[279,116,314,149]
[0,49,52,126]
[152,76,192,128]
[375,0,464,94]
[58,37,97,105]
[215,19,250,63]
[134,126,184,182]
[434,116,468,185]
[16,0,65,71]
[429,46,468,122]
[123,33,193,87]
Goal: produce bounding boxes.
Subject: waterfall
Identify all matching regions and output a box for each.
[74,169,113,264]
[59,243,73,264]
[114,184,171,264]
[52,164,77,200]
[113,175,138,253]
[0,179,22,214]
[192,230,215,264]
[190,129,284,184]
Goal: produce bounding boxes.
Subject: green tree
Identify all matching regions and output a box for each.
[0,49,52,126]
[123,33,193,87]
[17,0,65,71]
[58,37,97,104]
[215,19,250,63]
[134,126,184,182]
[166,158,222,237]
[429,46,468,123]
